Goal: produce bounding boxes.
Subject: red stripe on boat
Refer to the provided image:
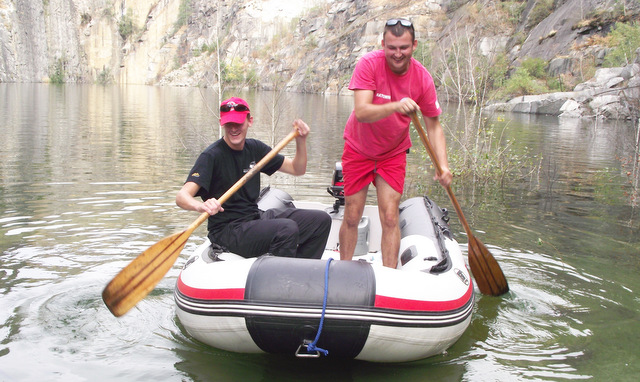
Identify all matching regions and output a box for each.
[177,276,245,300]
[374,283,473,312]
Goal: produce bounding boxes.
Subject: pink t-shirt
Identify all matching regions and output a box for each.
[344,49,442,160]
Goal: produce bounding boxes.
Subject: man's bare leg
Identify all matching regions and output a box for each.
[339,186,368,260]
[376,176,402,268]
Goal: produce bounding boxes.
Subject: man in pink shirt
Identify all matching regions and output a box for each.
[339,18,453,268]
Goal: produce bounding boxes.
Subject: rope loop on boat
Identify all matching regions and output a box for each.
[306,257,333,356]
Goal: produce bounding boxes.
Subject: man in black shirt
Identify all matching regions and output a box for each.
[176,97,331,259]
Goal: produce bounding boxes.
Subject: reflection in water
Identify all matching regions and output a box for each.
[0,84,639,381]
[469,249,592,380]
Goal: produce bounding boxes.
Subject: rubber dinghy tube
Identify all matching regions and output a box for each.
[296,258,333,357]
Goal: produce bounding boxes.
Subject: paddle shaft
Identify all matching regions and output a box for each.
[188,129,301,230]
[103,130,300,316]
[409,113,472,237]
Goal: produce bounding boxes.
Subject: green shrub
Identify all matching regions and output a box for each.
[50,58,66,83]
[488,53,509,88]
[193,42,217,57]
[174,0,192,31]
[527,0,553,29]
[410,115,541,193]
[502,66,550,97]
[499,1,527,26]
[603,21,640,67]
[520,57,547,79]
[80,13,91,26]
[118,10,135,40]
[221,58,258,87]
[97,68,112,84]
[201,42,217,54]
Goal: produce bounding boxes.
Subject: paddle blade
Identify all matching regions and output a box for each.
[467,235,509,296]
[102,230,191,317]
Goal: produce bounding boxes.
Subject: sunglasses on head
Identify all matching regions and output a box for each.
[220,102,250,112]
[386,19,413,28]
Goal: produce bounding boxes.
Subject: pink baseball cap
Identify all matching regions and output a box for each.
[220,97,251,125]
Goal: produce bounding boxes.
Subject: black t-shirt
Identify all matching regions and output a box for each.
[185,138,285,235]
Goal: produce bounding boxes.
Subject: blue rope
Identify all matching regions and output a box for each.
[306,257,333,356]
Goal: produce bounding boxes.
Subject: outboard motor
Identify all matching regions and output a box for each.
[327,162,345,212]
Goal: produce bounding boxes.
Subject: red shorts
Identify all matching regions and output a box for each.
[341,144,407,196]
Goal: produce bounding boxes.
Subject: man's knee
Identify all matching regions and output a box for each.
[379,209,399,228]
[344,205,365,227]
[268,220,298,257]
[314,210,332,228]
[378,198,401,229]
[274,219,299,238]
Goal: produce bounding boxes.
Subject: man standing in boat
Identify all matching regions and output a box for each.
[339,18,453,268]
[176,97,331,259]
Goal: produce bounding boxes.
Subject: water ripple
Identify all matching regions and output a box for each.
[458,245,601,380]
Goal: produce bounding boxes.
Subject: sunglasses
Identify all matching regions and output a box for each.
[386,19,413,28]
[220,102,250,112]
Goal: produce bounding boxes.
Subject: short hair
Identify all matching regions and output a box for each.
[383,19,415,41]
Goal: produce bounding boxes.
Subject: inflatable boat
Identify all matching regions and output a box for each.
[175,165,474,363]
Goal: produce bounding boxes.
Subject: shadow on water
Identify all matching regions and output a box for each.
[171,319,467,382]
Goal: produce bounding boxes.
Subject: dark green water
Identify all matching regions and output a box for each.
[0,83,638,381]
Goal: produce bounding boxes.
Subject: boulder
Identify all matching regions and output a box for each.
[574,67,625,92]
[486,60,640,120]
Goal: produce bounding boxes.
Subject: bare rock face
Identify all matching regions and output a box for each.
[1,0,50,82]
[513,0,601,63]
[0,0,445,86]
[0,0,117,83]
[0,0,637,121]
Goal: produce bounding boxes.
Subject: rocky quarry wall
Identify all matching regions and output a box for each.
[0,0,638,119]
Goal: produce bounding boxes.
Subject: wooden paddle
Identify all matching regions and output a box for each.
[102,129,300,317]
[410,112,509,296]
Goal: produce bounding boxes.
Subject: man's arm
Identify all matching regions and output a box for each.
[176,181,223,215]
[278,119,309,176]
[353,89,420,123]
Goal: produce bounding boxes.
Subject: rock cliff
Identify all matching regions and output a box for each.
[0,0,638,118]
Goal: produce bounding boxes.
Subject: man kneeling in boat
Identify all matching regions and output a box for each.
[176,97,331,259]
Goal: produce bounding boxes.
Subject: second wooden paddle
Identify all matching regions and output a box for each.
[410,112,509,296]
[102,130,300,317]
